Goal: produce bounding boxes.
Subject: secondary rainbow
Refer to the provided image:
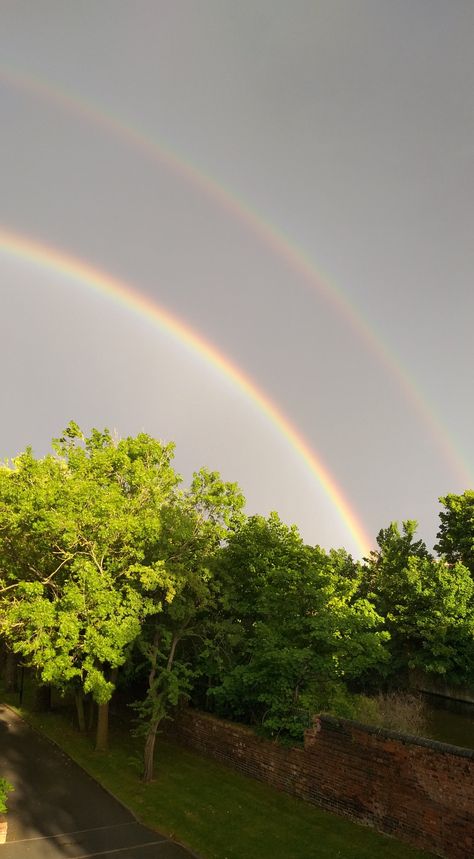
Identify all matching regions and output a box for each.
[0,227,372,556]
[1,66,470,485]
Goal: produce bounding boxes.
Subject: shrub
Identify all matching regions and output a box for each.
[0,779,13,815]
[354,692,427,737]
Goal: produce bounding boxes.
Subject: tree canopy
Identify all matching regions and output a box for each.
[0,423,179,747]
[435,491,474,575]
[1,423,473,774]
[198,514,388,738]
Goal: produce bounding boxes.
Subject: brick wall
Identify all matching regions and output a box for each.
[166,709,474,858]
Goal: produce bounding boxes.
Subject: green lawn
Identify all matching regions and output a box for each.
[2,689,429,859]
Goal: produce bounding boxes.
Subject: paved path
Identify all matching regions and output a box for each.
[0,705,198,858]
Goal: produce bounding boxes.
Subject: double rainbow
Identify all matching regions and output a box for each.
[1,65,470,486]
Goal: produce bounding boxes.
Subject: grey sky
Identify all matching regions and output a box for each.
[1,1,473,555]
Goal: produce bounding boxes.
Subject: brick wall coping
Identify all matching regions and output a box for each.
[177,708,474,760]
[176,708,272,736]
[318,713,474,759]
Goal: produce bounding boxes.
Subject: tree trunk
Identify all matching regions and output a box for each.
[142,717,160,783]
[0,640,6,677]
[95,702,109,751]
[141,630,183,782]
[75,690,86,732]
[34,683,52,712]
[95,667,118,751]
[140,629,161,781]
[5,650,17,691]
[87,698,95,732]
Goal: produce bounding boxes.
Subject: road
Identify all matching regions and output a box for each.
[0,705,198,858]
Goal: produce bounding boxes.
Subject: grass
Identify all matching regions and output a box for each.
[1,686,429,859]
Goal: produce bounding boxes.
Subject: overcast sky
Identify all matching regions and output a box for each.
[1,1,473,555]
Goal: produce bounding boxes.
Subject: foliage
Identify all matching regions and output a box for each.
[1,421,473,761]
[0,778,13,815]
[133,468,246,779]
[0,423,179,704]
[199,514,388,739]
[361,521,474,685]
[360,520,431,607]
[435,491,474,575]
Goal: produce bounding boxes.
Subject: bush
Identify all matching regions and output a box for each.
[354,692,427,737]
[0,778,13,815]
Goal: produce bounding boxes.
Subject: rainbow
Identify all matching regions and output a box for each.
[0,227,372,556]
[1,65,471,486]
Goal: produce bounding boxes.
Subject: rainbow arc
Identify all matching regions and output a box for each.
[0,65,470,485]
[0,227,372,556]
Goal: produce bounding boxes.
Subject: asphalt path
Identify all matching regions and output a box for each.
[0,705,198,858]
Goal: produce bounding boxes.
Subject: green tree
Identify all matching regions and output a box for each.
[363,521,474,685]
[135,468,246,781]
[0,423,179,749]
[202,514,387,740]
[386,556,474,683]
[360,521,430,606]
[435,491,474,575]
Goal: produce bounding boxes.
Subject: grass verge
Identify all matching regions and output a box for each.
[1,688,429,859]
